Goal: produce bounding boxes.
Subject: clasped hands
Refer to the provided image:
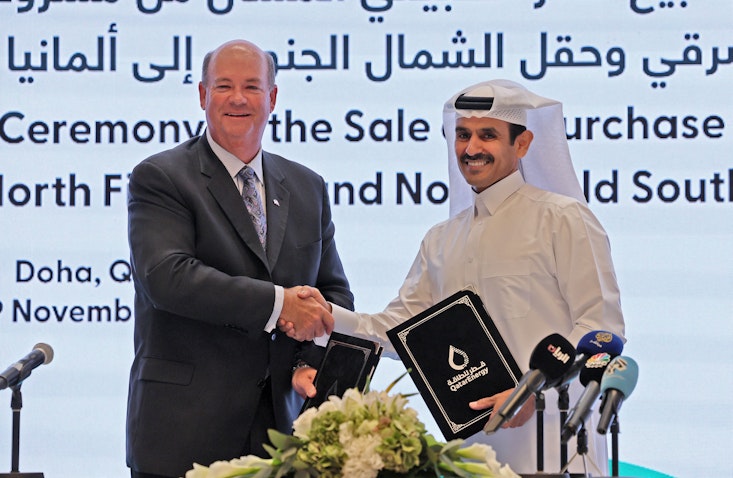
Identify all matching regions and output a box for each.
[277,286,332,341]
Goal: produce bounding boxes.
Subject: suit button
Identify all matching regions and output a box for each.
[271,332,277,341]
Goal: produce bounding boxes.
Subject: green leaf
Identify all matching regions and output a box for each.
[385,369,411,394]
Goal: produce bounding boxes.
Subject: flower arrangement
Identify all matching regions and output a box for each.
[185,377,519,478]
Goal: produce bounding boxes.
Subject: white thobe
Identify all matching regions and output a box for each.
[333,170,625,475]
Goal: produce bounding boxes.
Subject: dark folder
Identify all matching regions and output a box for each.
[386,289,522,440]
[300,332,382,413]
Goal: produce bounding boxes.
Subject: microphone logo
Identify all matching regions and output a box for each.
[547,344,571,363]
[590,331,614,347]
[586,352,613,368]
[604,356,629,375]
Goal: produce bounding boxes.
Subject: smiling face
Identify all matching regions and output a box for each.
[454,116,533,193]
[198,40,277,162]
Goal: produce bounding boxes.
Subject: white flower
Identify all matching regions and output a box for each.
[184,455,273,478]
[453,442,521,478]
[184,463,210,478]
[455,442,497,465]
[340,431,384,478]
[185,381,519,478]
[292,406,318,439]
[496,463,523,478]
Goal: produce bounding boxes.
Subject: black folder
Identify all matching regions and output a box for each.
[386,289,522,440]
[300,332,382,413]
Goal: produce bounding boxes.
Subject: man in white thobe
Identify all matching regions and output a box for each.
[286,79,626,476]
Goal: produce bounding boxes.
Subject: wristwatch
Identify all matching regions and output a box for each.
[292,360,312,373]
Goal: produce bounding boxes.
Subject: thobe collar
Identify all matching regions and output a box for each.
[474,170,525,217]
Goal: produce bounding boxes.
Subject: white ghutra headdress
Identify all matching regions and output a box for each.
[442,79,586,217]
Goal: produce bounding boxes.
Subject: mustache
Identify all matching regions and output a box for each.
[461,152,494,163]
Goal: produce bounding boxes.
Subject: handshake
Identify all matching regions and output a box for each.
[277,286,332,341]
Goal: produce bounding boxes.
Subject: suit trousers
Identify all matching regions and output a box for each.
[246,376,276,457]
[131,472,171,478]
[130,379,276,478]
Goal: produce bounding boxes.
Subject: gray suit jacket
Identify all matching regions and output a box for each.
[125,135,353,477]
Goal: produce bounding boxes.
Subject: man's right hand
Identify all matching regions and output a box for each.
[469,388,536,429]
[278,286,334,341]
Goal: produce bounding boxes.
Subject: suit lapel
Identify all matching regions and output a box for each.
[262,151,290,268]
[198,138,269,268]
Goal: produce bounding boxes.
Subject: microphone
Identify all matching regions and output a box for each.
[596,356,639,434]
[560,352,613,443]
[484,333,576,434]
[0,343,54,390]
[554,330,624,389]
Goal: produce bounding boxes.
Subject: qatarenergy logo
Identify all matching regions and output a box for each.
[446,345,489,392]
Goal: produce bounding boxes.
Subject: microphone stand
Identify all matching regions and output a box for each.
[523,391,570,478]
[535,391,545,472]
[610,416,620,477]
[1,385,44,478]
[557,384,570,470]
[561,424,602,478]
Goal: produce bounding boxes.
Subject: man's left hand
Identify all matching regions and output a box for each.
[292,366,318,399]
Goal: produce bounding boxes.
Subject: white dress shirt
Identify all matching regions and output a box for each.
[206,129,283,331]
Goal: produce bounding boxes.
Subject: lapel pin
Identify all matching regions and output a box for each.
[273,199,280,207]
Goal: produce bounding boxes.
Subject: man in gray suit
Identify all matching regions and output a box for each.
[125,39,353,478]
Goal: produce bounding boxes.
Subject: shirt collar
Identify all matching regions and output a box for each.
[206,128,264,183]
[474,170,525,216]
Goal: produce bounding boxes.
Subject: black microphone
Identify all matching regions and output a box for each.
[484,333,576,434]
[554,330,624,389]
[560,352,613,443]
[596,356,639,434]
[0,343,54,390]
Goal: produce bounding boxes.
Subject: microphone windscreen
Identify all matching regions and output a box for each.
[528,333,576,381]
[34,343,54,365]
[600,356,639,396]
[578,352,613,386]
[576,331,624,357]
